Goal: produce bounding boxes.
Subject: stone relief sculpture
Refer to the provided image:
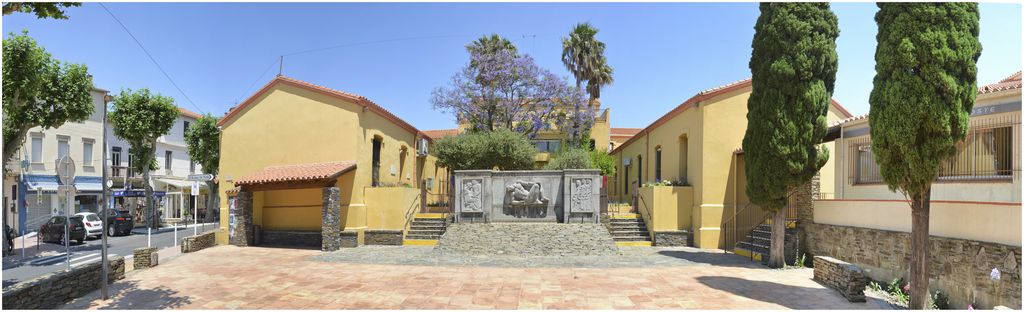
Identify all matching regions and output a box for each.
[503,181,549,218]
[570,178,594,212]
[461,179,483,212]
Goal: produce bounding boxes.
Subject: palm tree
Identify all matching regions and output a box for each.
[467,34,517,57]
[561,22,614,100]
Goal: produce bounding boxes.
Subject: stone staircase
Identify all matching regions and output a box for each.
[403,213,449,246]
[734,219,798,262]
[607,214,652,246]
[435,223,619,257]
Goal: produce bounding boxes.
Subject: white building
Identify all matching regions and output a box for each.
[4,88,110,233]
[106,107,208,226]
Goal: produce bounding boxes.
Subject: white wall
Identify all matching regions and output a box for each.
[20,89,108,178]
[106,111,203,179]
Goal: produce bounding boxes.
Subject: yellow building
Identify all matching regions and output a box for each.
[607,78,852,249]
[215,76,447,249]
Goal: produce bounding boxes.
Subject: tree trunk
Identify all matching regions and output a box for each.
[204,181,218,223]
[909,187,931,309]
[143,164,157,229]
[767,208,787,268]
[3,127,31,173]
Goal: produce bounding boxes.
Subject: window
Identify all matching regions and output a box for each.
[939,126,1014,180]
[854,145,882,184]
[82,139,94,165]
[637,155,643,184]
[127,148,134,177]
[190,159,195,174]
[679,136,688,183]
[165,150,173,170]
[57,136,70,160]
[655,147,662,181]
[533,140,561,153]
[624,164,630,195]
[31,135,43,162]
[371,138,382,186]
[183,121,190,137]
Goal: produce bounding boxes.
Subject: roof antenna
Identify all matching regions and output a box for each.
[278,55,283,77]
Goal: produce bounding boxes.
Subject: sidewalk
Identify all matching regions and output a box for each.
[131,222,217,235]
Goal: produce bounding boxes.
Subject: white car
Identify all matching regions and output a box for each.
[75,212,104,239]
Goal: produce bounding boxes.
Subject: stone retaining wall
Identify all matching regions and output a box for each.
[436,223,618,257]
[654,230,692,247]
[806,222,1022,309]
[340,230,358,248]
[813,256,867,302]
[365,230,403,245]
[261,230,321,248]
[2,255,125,309]
[181,232,216,253]
[134,247,158,269]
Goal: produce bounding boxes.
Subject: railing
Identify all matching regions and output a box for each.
[636,189,655,241]
[108,165,140,179]
[721,196,798,252]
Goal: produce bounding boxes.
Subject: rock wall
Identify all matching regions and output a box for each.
[261,231,321,248]
[654,230,692,247]
[133,247,158,269]
[435,223,618,257]
[181,232,216,253]
[813,256,867,302]
[365,230,403,245]
[806,222,1021,309]
[3,255,125,309]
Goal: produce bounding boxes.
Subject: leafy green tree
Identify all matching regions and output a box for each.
[742,3,839,268]
[2,31,93,173]
[561,22,614,100]
[185,115,221,223]
[544,148,593,171]
[589,150,616,176]
[869,3,981,308]
[3,2,81,19]
[110,89,179,229]
[431,129,536,171]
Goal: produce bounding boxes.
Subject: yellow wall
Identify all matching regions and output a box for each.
[609,84,849,249]
[364,187,421,230]
[638,186,693,232]
[216,81,444,244]
[259,188,322,231]
[814,199,1021,246]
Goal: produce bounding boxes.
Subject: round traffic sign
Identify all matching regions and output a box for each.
[55,156,76,185]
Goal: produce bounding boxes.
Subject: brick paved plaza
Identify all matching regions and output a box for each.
[62,245,893,309]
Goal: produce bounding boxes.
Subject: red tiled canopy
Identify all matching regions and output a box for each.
[234,161,356,186]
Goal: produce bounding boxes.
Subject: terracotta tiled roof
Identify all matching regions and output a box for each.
[979,71,1022,95]
[178,107,202,119]
[423,129,459,140]
[220,76,432,141]
[611,77,853,155]
[234,161,356,186]
[829,114,868,127]
[610,128,642,137]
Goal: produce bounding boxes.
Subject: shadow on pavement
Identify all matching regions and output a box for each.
[654,249,764,268]
[696,275,864,309]
[72,280,193,309]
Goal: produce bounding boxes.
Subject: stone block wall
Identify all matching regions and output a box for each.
[806,222,1022,309]
[322,187,341,251]
[340,230,358,248]
[365,230,403,245]
[261,231,322,248]
[133,247,158,269]
[654,230,692,247]
[813,256,867,302]
[230,190,254,246]
[2,255,125,309]
[436,223,618,257]
[181,232,216,253]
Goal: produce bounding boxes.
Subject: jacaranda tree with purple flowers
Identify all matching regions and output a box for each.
[431,48,592,141]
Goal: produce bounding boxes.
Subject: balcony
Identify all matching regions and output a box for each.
[108,165,142,180]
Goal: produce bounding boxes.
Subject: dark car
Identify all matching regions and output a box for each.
[103,209,134,236]
[39,216,86,244]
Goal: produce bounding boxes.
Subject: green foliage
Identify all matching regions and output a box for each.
[589,150,616,176]
[869,281,883,292]
[2,2,81,19]
[869,3,982,198]
[742,3,839,212]
[930,290,949,310]
[431,129,536,171]
[794,253,806,268]
[466,34,517,57]
[184,115,221,175]
[544,148,593,171]
[2,30,94,167]
[561,22,614,99]
[109,88,179,173]
[642,179,689,187]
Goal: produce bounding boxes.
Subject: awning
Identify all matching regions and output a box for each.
[155,178,205,189]
[23,175,102,193]
[113,190,167,197]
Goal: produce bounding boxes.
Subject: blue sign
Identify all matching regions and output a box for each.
[112,190,166,197]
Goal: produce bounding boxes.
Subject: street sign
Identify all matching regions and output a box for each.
[55,156,75,185]
[191,181,200,196]
[187,174,214,181]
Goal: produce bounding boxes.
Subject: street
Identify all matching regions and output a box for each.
[2,223,217,288]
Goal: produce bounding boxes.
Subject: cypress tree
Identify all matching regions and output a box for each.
[742,3,839,269]
[870,3,981,308]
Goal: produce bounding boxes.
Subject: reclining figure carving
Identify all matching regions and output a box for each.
[503,180,549,218]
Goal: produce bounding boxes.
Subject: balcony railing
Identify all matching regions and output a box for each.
[109,165,140,179]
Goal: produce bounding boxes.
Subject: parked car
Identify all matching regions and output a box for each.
[39,216,86,244]
[74,212,104,239]
[103,209,134,237]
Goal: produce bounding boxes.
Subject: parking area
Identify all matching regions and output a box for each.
[62,245,892,309]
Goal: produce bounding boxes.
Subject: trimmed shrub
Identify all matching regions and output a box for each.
[545,148,593,170]
[432,129,536,171]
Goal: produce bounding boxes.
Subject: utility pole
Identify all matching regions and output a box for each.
[278,56,283,77]
[100,94,110,300]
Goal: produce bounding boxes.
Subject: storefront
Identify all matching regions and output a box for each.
[19,175,104,233]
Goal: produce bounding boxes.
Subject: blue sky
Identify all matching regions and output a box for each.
[3,2,1020,130]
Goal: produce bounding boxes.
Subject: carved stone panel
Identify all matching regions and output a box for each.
[461,179,484,213]
[570,178,594,213]
[502,180,550,218]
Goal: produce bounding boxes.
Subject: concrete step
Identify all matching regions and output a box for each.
[408,229,445,234]
[410,225,447,230]
[611,230,649,236]
[612,236,651,242]
[403,239,438,246]
[609,225,648,230]
[406,234,442,240]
